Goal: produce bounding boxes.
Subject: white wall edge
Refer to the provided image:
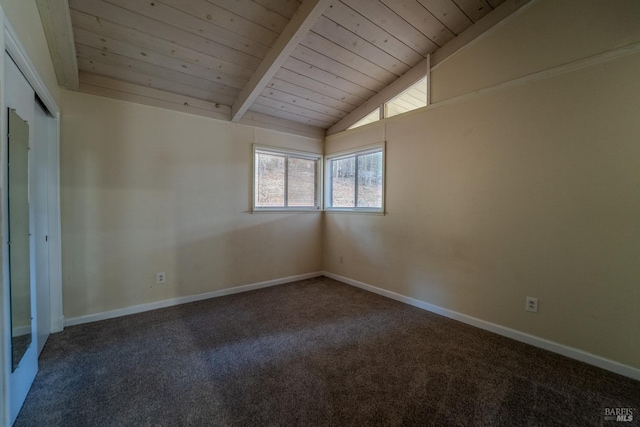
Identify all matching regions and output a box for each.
[4,19,58,116]
[323,272,640,382]
[48,115,63,333]
[0,8,11,426]
[64,272,324,328]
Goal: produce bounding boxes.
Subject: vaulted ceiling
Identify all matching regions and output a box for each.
[37,0,525,137]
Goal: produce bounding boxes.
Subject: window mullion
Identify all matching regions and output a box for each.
[354,155,359,208]
[284,156,289,208]
[315,161,319,209]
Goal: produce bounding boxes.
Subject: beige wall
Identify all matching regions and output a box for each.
[60,91,323,318]
[0,0,60,105]
[431,0,640,103]
[325,0,640,369]
[7,0,638,373]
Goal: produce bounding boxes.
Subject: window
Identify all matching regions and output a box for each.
[385,77,427,119]
[347,108,381,130]
[253,146,321,211]
[325,144,385,213]
[346,76,428,130]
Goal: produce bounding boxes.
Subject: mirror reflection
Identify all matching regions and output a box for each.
[8,108,32,372]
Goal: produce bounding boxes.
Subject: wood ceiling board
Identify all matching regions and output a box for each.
[330,0,533,135]
[402,88,427,106]
[416,0,473,35]
[158,0,279,46]
[250,101,334,128]
[36,0,79,90]
[267,78,358,111]
[260,87,347,119]
[311,16,411,75]
[102,0,269,58]
[340,0,439,55]
[283,56,376,99]
[273,68,367,106]
[74,28,248,90]
[452,0,493,22]
[328,55,429,134]
[80,72,231,115]
[240,110,325,138]
[206,0,291,34]
[252,0,302,20]
[378,0,455,48]
[389,90,425,109]
[75,44,239,99]
[71,9,256,80]
[386,104,410,116]
[401,81,427,98]
[291,45,388,92]
[69,0,262,69]
[254,95,340,123]
[80,82,232,120]
[323,2,424,66]
[78,75,327,141]
[77,57,238,105]
[302,31,399,82]
[388,95,422,110]
[230,0,333,122]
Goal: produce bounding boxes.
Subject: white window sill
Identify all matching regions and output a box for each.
[324,209,385,216]
[251,208,385,215]
[252,208,322,214]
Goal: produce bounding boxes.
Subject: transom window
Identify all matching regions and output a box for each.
[347,108,381,130]
[253,146,321,211]
[385,77,427,119]
[347,76,428,130]
[325,144,385,213]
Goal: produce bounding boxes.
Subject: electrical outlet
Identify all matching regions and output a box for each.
[339,256,344,264]
[156,272,166,284]
[525,296,538,313]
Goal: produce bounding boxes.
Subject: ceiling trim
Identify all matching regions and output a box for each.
[36,0,79,90]
[326,0,533,136]
[230,0,334,123]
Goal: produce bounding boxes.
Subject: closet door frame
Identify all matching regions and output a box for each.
[0,9,62,427]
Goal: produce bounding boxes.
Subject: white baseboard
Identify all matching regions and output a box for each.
[11,325,31,337]
[64,272,324,328]
[323,271,640,382]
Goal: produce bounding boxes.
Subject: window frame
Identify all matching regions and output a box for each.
[324,142,386,214]
[384,76,428,119]
[252,145,322,213]
[346,74,429,131]
[347,107,382,130]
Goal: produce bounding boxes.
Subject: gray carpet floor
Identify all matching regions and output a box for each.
[15,277,640,426]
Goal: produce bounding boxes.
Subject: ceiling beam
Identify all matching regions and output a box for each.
[36,0,79,90]
[326,0,533,135]
[230,0,333,122]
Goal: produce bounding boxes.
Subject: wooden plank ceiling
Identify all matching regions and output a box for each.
[61,0,507,136]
